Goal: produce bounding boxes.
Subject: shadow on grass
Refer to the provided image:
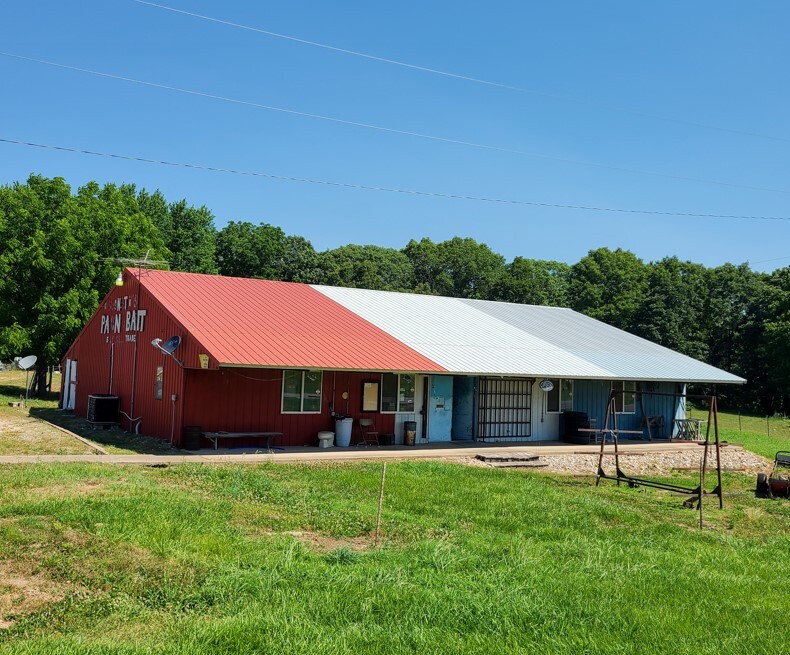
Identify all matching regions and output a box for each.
[30,407,176,455]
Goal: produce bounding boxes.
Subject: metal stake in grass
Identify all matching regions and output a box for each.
[375,462,387,547]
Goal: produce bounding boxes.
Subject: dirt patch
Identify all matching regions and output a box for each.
[0,412,94,456]
[0,560,70,629]
[263,530,370,552]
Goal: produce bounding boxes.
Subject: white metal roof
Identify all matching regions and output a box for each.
[312,285,745,384]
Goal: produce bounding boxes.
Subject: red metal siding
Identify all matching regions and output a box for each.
[62,272,187,439]
[182,368,396,447]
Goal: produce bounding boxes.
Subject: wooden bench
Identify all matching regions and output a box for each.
[577,428,644,444]
[202,431,284,451]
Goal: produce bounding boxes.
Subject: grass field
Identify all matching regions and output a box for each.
[0,371,788,653]
[0,462,788,654]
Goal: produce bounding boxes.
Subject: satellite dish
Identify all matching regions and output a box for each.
[161,336,181,354]
[151,336,184,367]
[18,355,37,370]
[539,379,554,392]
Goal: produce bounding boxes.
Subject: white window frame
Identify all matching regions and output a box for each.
[612,380,636,414]
[281,370,323,414]
[380,373,417,414]
[545,378,573,414]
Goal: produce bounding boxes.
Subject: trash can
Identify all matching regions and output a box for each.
[404,420,417,446]
[334,417,353,447]
[183,425,202,450]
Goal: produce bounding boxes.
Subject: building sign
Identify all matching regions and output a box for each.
[100,294,147,343]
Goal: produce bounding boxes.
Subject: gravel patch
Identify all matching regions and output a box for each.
[450,447,771,476]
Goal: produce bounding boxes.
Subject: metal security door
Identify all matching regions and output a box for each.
[477,377,532,441]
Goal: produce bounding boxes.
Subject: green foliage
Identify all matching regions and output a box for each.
[568,247,648,330]
[322,244,414,291]
[403,236,505,298]
[164,200,218,274]
[495,257,570,306]
[0,176,167,393]
[215,221,286,279]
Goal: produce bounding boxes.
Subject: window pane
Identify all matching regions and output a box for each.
[560,379,573,412]
[282,370,303,412]
[381,373,398,412]
[399,374,415,412]
[623,381,636,413]
[303,371,322,412]
[362,381,379,412]
[154,366,163,400]
[546,378,560,412]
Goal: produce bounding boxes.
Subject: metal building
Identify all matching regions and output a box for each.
[61,269,744,448]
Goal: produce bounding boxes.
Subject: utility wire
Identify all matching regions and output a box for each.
[750,255,790,265]
[132,0,790,145]
[2,51,788,196]
[3,137,789,221]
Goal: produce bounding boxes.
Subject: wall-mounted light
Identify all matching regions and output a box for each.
[115,271,124,286]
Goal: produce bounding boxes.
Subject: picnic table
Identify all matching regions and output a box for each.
[202,431,284,450]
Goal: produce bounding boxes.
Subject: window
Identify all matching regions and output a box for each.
[282,370,322,413]
[380,373,416,413]
[362,380,380,412]
[612,380,636,413]
[545,378,573,413]
[154,366,163,400]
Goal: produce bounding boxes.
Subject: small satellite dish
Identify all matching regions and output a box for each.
[161,336,181,354]
[18,355,37,370]
[538,379,554,392]
[151,336,184,367]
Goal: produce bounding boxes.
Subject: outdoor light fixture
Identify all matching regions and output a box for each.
[115,271,124,286]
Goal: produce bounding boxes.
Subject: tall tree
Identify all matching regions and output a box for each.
[322,244,414,291]
[215,221,286,279]
[495,258,570,306]
[165,200,218,274]
[403,237,505,298]
[0,175,167,395]
[567,248,647,330]
[632,257,709,360]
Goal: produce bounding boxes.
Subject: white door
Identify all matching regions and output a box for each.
[67,361,77,411]
[62,360,72,410]
[532,381,560,440]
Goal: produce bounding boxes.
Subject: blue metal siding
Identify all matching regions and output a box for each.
[572,380,681,437]
[452,376,476,440]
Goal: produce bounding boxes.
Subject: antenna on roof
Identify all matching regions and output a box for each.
[102,250,169,287]
[151,336,184,367]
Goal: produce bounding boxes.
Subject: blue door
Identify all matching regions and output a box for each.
[452,376,475,440]
[428,375,453,442]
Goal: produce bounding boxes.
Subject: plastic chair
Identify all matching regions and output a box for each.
[356,418,380,447]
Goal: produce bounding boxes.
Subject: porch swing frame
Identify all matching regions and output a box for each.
[595,386,724,510]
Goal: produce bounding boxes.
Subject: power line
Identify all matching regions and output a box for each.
[3,136,789,221]
[2,51,788,197]
[132,0,790,145]
[750,255,790,265]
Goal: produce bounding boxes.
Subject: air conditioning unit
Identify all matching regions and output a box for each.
[87,394,120,424]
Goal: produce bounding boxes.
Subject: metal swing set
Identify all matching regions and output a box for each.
[595,387,724,515]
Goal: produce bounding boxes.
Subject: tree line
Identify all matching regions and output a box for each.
[1,175,788,412]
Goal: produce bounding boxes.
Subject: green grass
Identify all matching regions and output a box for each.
[0,461,787,654]
[687,405,790,459]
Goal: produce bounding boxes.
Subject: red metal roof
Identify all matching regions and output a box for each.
[139,270,445,372]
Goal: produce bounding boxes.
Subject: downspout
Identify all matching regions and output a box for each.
[128,268,142,433]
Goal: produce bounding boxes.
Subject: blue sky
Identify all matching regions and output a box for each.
[2,1,788,271]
